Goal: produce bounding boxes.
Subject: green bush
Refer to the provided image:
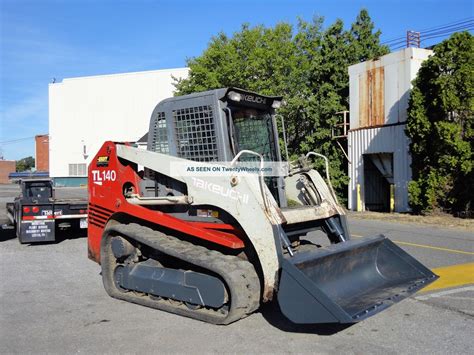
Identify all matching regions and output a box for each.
[406,32,474,214]
[174,9,388,200]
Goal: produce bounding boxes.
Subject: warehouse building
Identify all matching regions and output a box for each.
[347,47,432,212]
[48,68,188,186]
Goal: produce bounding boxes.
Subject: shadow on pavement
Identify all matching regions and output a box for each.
[54,227,87,244]
[260,300,353,335]
[0,225,87,244]
[0,225,16,242]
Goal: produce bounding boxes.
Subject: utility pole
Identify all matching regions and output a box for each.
[406,30,421,48]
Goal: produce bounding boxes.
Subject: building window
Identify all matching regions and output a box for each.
[69,163,87,176]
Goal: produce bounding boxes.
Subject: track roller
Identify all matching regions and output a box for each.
[101,223,261,324]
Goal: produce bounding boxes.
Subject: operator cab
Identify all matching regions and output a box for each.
[21,179,53,203]
[146,88,286,205]
[222,89,282,163]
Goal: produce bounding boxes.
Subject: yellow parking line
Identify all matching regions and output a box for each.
[419,263,474,293]
[390,240,474,255]
[352,234,474,255]
[351,235,474,293]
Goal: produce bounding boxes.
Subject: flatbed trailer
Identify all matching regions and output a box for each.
[6,179,88,243]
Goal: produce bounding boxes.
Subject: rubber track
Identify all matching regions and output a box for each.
[103,223,261,324]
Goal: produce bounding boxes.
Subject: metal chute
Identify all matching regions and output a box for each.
[278,235,438,324]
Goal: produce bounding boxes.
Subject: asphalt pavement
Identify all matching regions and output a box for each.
[1,184,473,354]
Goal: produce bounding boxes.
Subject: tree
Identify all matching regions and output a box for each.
[175,23,298,96]
[406,32,473,214]
[174,9,388,200]
[16,156,35,172]
[348,9,389,62]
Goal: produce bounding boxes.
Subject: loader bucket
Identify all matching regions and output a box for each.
[278,235,438,324]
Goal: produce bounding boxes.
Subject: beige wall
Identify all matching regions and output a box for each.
[49,68,189,177]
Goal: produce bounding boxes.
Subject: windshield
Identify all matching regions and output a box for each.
[231,108,278,161]
[25,182,53,199]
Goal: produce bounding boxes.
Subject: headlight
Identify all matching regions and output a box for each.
[227,91,242,102]
[272,100,282,109]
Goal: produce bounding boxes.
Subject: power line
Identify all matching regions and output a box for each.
[386,25,473,50]
[382,36,406,44]
[0,136,36,145]
[419,26,474,43]
[421,29,474,43]
[418,17,473,33]
[421,25,474,38]
[386,39,408,46]
[420,21,473,35]
[384,25,472,47]
[381,17,473,45]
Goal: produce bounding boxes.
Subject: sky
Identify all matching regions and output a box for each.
[0,0,473,161]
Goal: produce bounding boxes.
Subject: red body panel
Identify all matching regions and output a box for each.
[87,142,244,263]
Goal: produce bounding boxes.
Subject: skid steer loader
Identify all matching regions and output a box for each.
[88,88,437,325]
